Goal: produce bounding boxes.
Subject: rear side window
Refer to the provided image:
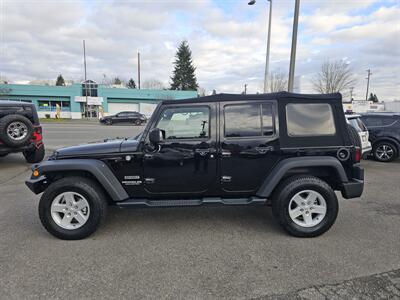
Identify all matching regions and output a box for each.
[224,103,274,138]
[286,103,336,137]
[348,118,367,132]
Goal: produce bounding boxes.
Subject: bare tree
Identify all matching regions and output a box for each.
[312,60,356,96]
[267,71,288,93]
[197,86,206,97]
[142,79,164,90]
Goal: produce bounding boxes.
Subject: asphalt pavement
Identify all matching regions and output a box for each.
[0,123,399,299]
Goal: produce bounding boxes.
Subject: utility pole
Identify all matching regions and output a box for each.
[244,84,248,94]
[83,40,88,118]
[138,52,141,89]
[365,69,372,101]
[350,87,354,100]
[288,0,300,92]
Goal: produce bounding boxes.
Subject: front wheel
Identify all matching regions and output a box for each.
[23,144,45,163]
[39,177,108,240]
[134,119,142,126]
[272,176,338,237]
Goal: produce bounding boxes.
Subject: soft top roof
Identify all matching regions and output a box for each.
[162,92,342,105]
[0,100,35,107]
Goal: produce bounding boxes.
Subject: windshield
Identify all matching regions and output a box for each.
[348,118,367,132]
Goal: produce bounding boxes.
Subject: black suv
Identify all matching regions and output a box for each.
[99,111,147,125]
[0,101,45,163]
[360,113,400,162]
[26,93,364,240]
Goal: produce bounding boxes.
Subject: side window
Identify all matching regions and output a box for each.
[286,103,336,136]
[224,103,275,138]
[156,106,210,140]
[362,117,382,127]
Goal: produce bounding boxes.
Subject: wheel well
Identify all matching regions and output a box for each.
[45,170,114,205]
[281,167,341,191]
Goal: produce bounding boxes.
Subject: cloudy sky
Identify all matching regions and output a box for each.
[1,0,399,100]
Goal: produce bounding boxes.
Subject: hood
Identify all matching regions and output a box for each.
[55,139,139,158]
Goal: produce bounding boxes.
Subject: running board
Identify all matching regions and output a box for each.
[116,197,267,208]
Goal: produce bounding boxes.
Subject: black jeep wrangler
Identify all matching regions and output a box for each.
[26,92,364,240]
[0,101,45,163]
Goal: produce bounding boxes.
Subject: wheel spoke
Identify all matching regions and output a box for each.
[312,205,326,215]
[60,214,72,226]
[292,194,305,206]
[74,211,88,224]
[76,199,88,210]
[51,203,67,213]
[63,193,75,204]
[289,207,303,219]
[306,192,318,205]
[303,212,313,225]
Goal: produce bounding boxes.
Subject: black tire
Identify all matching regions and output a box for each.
[134,119,141,126]
[347,124,361,149]
[23,144,45,163]
[373,141,398,162]
[0,114,34,147]
[272,176,339,237]
[105,119,113,125]
[39,177,108,240]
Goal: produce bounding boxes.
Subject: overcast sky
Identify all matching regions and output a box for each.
[1,0,399,100]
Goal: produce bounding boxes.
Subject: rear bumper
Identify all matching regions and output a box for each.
[341,165,364,199]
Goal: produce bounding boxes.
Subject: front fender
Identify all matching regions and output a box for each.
[25,159,129,201]
[256,156,349,198]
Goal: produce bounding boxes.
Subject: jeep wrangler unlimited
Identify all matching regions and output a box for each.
[26,92,364,240]
[0,100,45,163]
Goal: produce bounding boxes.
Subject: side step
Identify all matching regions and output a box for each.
[116,197,267,208]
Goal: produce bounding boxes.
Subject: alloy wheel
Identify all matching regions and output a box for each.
[375,144,394,161]
[288,190,327,228]
[7,122,28,140]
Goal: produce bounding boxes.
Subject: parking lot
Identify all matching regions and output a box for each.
[1,123,400,299]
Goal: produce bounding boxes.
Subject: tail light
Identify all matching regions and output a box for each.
[354,146,361,163]
[32,126,43,142]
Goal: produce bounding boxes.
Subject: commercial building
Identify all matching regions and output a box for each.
[0,82,197,119]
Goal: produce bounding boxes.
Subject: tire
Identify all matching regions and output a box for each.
[39,177,108,240]
[347,124,361,149]
[272,176,339,237]
[105,119,113,125]
[23,144,45,163]
[0,114,34,147]
[373,141,398,162]
[134,119,141,126]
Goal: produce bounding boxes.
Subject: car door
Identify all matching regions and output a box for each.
[142,103,218,196]
[219,100,280,195]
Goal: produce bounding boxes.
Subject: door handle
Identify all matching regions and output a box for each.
[221,150,231,157]
[194,148,216,156]
[255,146,273,154]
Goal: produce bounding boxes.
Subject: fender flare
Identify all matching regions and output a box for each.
[256,156,348,198]
[33,159,128,201]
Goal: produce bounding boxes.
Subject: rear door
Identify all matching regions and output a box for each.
[142,103,218,196]
[219,100,280,195]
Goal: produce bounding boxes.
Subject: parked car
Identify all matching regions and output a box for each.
[26,92,364,240]
[99,111,146,125]
[345,114,372,157]
[0,100,45,163]
[360,113,400,162]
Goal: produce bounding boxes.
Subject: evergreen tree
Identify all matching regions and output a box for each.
[55,74,65,86]
[368,93,374,101]
[113,77,122,85]
[127,78,136,89]
[373,94,379,103]
[170,41,198,90]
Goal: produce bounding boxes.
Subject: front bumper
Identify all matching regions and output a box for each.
[341,165,364,199]
[25,175,47,194]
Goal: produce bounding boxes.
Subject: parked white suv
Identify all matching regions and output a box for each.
[346,114,372,157]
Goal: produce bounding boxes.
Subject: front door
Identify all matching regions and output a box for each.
[219,101,280,195]
[143,103,218,196]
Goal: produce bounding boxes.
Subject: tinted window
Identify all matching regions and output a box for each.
[224,104,261,137]
[286,103,335,136]
[361,117,383,127]
[348,118,367,132]
[157,106,209,139]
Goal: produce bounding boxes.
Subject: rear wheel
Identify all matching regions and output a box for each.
[272,176,338,237]
[105,119,113,125]
[134,119,141,125]
[373,141,398,162]
[39,177,108,240]
[23,144,45,163]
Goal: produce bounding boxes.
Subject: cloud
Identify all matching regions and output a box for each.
[0,0,399,100]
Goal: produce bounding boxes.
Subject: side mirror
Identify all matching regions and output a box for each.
[149,128,165,145]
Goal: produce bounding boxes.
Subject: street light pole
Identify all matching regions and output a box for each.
[288,0,300,92]
[365,69,372,101]
[248,0,273,94]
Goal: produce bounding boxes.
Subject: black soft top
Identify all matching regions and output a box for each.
[162,92,342,105]
[0,100,36,107]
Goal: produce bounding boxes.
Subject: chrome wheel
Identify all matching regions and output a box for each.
[50,192,90,230]
[288,190,327,228]
[375,144,394,161]
[7,122,28,140]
